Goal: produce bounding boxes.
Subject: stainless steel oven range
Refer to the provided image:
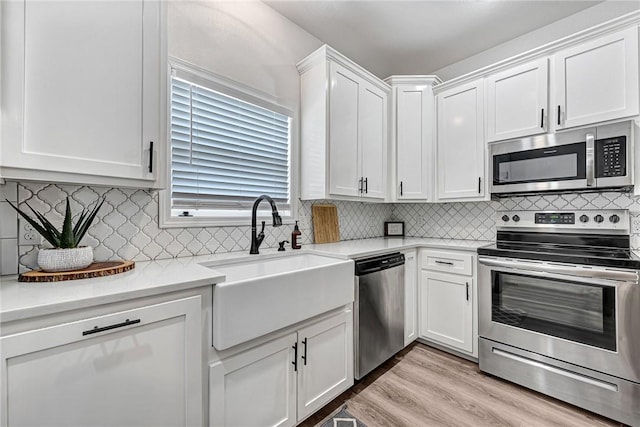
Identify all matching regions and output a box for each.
[478,210,640,426]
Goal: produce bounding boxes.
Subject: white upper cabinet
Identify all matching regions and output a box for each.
[436,79,486,201]
[486,58,549,142]
[299,45,389,201]
[359,85,387,200]
[0,0,165,188]
[387,76,439,201]
[554,27,639,130]
[328,63,361,197]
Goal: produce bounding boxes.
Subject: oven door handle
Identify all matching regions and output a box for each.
[479,257,639,283]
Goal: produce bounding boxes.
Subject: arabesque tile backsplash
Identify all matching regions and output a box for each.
[12,182,640,272]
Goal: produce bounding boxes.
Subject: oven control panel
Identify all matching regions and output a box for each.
[497,210,629,233]
[535,212,574,224]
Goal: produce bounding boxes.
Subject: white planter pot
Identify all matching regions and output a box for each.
[37,247,94,272]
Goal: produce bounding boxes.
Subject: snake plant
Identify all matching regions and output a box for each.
[6,197,105,249]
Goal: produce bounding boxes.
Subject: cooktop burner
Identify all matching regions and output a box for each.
[478,209,640,269]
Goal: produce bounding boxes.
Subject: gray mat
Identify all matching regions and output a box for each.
[318,406,368,427]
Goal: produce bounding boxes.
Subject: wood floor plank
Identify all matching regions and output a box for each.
[302,343,624,427]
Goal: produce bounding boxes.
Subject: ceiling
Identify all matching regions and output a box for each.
[264,0,604,78]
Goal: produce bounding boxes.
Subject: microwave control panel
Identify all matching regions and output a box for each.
[596,136,626,177]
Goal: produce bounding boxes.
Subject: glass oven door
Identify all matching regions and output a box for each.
[491,270,616,351]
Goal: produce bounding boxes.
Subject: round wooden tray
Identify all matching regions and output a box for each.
[19,260,135,283]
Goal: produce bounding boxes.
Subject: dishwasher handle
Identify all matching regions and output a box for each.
[355,253,405,275]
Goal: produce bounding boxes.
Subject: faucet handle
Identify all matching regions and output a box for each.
[260,221,266,233]
[278,240,289,251]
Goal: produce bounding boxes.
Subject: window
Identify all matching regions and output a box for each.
[162,64,295,226]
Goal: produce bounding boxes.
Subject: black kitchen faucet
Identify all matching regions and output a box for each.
[249,195,282,254]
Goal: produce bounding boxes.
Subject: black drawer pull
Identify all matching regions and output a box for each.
[435,260,454,266]
[83,318,141,336]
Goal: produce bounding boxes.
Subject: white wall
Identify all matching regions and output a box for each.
[432,1,640,81]
[168,0,322,112]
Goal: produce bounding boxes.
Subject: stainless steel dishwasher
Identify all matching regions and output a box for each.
[354,252,405,379]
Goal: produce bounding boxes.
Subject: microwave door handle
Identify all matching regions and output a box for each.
[586,133,595,187]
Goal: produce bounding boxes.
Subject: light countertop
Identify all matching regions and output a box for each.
[307,237,492,258]
[1,237,491,323]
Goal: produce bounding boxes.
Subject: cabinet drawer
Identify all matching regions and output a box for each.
[421,250,473,275]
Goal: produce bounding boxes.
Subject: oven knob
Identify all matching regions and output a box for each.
[501,215,509,222]
[609,214,620,223]
[579,215,589,223]
[594,214,604,223]
[512,215,520,222]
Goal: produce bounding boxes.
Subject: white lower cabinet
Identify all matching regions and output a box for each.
[209,307,353,427]
[419,249,478,358]
[0,296,203,427]
[403,249,418,346]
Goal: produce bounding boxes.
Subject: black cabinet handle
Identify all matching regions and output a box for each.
[400,181,403,196]
[435,260,454,266]
[358,177,363,194]
[148,141,154,173]
[478,177,482,194]
[466,283,469,301]
[557,105,561,126]
[301,338,307,365]
[540,108,544,128]
[82,318,141,336]
[364,177,368,194]
[292,342,298,372]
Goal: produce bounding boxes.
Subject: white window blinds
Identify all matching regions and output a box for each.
[171,77,291,211]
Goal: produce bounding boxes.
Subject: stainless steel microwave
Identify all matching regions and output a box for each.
[490,121,633,195]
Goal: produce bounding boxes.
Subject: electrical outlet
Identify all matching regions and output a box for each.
[632,217,640,234]
[19,218,41,245]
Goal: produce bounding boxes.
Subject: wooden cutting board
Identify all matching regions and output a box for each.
[312,203,340,244]
[19,261,135,282]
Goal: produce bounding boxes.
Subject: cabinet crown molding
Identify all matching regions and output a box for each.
[297,44,390,92]
[434,10,640,93]
[384,75,442,86]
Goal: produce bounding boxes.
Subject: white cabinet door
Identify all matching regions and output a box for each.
[419,271,473,353]
[1,0,162,187]
[486,58,548,142]
[329,61,361,197]
[436,80,486,201]
[299,47,389,202]
[403,250,418,346]
[297,310,354,421]
[554,27,639,130]
[359,85,387,200]
[0,296,202,427]
[396,86,432,200]
[209,333,298,427]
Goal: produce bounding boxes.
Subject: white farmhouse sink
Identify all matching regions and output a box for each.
[203,252,354,350]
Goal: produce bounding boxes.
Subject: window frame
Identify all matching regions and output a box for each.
[159,58,299,228]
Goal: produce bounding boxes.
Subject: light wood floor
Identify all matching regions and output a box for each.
[302,342,625,427]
